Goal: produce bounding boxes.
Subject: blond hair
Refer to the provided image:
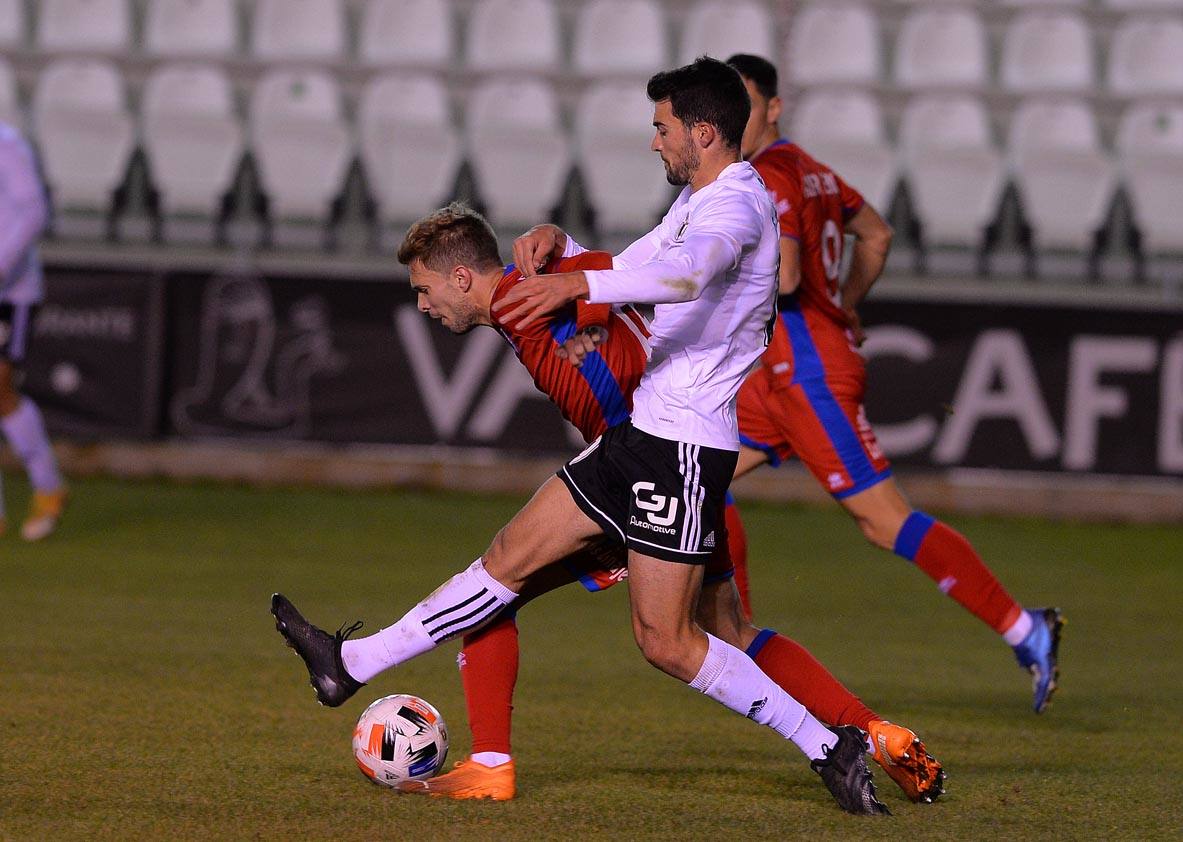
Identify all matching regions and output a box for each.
[397,202,502,272]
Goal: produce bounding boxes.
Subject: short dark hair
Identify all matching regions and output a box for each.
[646,57,750,150]
[397,202,502,272]
[726,54,779,102]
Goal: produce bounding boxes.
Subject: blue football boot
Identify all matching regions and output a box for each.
[1012,607,1064,713]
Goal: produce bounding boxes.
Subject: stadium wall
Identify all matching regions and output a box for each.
[9,263,1180,524]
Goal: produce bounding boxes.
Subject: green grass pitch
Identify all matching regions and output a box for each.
[2,476,1181,840]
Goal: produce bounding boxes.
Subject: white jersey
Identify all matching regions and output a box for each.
[576,161,779,450]
[0,123,48,306]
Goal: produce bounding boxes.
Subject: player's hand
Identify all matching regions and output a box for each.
[843,305,866,347]
[493,272,589,329]
[556,326,608,368]
[513,224,567,277]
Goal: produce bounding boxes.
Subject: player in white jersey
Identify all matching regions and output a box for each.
[271,59,888,815]
[0,122,66,541]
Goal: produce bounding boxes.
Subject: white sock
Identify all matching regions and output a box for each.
[471,752,512,768]
[0,399,63,492]
[689,633,838,762]
[341,559,518,683]
[1003,609,1034,647]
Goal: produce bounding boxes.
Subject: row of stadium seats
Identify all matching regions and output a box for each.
[4,1,1181,96]
[0,0,774,72]
[791,3,1183,96]
[8,54,1181,274]
[794,90,1183,259]
[5,58,674,242]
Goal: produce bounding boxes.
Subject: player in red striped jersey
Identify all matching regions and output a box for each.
[394,202,943,804]
[723,54,1062,715]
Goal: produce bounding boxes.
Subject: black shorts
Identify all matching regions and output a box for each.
[0,303,36,364]
[558,420,738,564]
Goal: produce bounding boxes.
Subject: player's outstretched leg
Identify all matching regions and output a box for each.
[843,479,1064,713]
[1011,607,1065,713]
[271,593,366,707]
[810,726,891,816]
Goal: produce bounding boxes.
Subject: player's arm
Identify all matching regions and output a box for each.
[0,134,48,276]
[840,203,893,346]
[779,236,802,296]
[581,194,762,306]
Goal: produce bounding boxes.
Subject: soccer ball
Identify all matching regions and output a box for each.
[352,694,449,787]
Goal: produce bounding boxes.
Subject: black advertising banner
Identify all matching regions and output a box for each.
[23,268,164,438]
[165,270,584,451]
[27,265,1172,478]
[859,298,1183,477]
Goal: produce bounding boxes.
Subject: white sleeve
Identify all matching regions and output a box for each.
[585,190,763,305]
[560,233,588,258]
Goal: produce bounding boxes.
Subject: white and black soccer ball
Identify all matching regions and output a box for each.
[352,694,449,787]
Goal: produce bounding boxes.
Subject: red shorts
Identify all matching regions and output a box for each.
[737,337,892,499]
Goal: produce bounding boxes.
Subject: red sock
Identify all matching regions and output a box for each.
[459,616,519,755]
[898,513,1023,634]
[749,630,877,730]
[725,495,752,621]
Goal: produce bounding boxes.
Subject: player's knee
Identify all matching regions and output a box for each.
[481,529,526,588]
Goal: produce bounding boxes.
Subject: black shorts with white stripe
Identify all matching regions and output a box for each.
[0,302,37,364]
[558,420,738,565]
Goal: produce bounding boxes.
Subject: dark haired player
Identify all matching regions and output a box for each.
[722,54,1062,714]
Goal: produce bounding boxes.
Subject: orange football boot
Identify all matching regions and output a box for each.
[397,759,516,801]
[866,719,946,804]
[21,488,68,542]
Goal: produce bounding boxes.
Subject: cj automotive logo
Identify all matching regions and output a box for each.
[629,482,679,535]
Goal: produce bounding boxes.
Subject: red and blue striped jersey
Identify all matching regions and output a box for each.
[491,252,651,443]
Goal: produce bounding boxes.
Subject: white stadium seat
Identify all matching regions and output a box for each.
[467,0,560,73]
[37,0,131,52]
[250,71,353,220]
[359,0,454,68]
[787,2,881,86]
[1001,12,1094,93]
[0,0,25,47]
[144,0,238,58]
[359,73,461,223]
[0,59,19,128]
[32,60,134,213]
[466,77,569,226]
[1108,16,1183,96]
[573,0,667,78]
[142,64,243,218]
[1117,103,1183,253]
[1105,0,1183,9]
[790,90,896,212]
[577,82,671,233]
[895,6,989,90]
[900,95,1004,248]
[251,0,347,61]
[1008,99,1117,251]
[680,0,774,64]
